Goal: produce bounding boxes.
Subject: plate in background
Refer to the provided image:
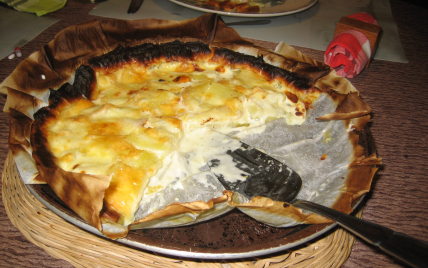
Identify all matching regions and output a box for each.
[168,0,318,17]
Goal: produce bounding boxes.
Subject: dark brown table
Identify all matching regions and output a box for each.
[1,0,427,267]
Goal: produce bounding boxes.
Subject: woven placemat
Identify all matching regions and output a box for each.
[2,151,361,268]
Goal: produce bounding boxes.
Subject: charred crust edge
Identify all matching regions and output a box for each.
[87,41,312,90]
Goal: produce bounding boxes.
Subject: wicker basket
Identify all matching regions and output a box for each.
[2,151,360,268]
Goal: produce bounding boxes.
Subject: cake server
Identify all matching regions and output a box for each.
[207,140,428,268]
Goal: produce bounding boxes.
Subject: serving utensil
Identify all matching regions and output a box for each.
[208,141,428,268]
[127,0,145,14]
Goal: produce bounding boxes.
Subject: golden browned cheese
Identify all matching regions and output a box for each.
[33,42,321,227]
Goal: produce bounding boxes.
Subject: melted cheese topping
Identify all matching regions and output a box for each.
[44,59,319,226]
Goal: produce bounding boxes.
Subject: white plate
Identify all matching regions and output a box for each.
[168,0,318,17]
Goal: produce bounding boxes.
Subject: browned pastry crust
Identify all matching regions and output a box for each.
[87,41,316,90]
[31,66,110,230]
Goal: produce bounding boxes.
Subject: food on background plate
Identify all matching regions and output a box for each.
[198,0,264,13]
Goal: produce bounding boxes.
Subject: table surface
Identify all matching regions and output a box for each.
[1,0,427,267]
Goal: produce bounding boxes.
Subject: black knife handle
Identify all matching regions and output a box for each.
[291,199,428,268]
[127,0,145,14]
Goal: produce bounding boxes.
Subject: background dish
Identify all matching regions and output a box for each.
[168,0,318,17]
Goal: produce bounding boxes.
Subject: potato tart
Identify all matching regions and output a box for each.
[30,41,326,237]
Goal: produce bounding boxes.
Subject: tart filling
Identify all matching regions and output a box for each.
[31,41,320,233]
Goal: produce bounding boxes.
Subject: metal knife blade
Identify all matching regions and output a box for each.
[127,0,145,14]
[205,132,301,203]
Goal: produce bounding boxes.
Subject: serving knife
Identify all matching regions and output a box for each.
[209,137,428,268]
[127,0,145,14]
